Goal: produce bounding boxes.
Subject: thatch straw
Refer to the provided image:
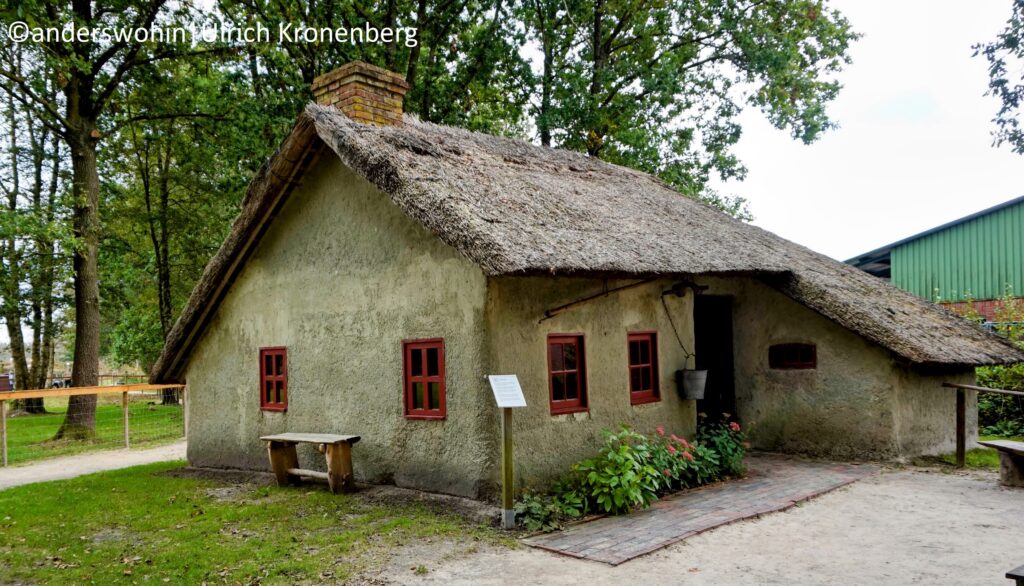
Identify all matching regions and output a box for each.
[150,106,1023,383]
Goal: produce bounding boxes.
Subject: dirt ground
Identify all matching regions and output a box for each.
[367,467,1023,585]
[0,440,186,490]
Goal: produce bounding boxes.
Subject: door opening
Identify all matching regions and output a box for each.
[694,295,736,420]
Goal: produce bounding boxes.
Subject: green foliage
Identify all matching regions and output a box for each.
[571,428,662,514]
[973,292,1024,436]
[946,290,1024,436]
[2,0,859,375]
[696,414,749,477]
[99,56,282,369]
[524,0,858,208]
[513,491,584,533]
[975,0,1024,154]
[516,422,747,531]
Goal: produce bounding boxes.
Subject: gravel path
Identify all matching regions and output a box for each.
[0,441,186,490]
[389,468,1023,585]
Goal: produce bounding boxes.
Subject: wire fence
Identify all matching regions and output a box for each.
[0,385,185,467]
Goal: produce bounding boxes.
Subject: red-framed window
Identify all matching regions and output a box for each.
[403,339,446,419]
[628,332,659,404]
[259,347,288,411]
[769,343,817,370]
[548,334,587,415]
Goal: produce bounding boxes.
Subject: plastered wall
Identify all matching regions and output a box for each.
[698,276,976,459]
[184,158,493,497]
[482,277,698,490]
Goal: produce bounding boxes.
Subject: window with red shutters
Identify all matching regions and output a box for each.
[404,339,446,419]
[628,332,659,404]
[259,347,288,411]
[548,334,587,415]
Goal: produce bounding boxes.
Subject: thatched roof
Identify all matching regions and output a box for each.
[150,105,1024,382]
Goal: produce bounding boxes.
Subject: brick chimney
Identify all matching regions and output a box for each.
[311,62,409,127]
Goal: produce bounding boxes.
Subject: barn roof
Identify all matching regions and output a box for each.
[150,105,1024,382]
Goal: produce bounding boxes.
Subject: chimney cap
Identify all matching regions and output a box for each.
[312,61,409,91]
[311,61,409,127]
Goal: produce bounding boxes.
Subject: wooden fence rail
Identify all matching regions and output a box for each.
[0,383,186,467]
[941,382,1023,469]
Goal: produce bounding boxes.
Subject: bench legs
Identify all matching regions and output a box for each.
[266,440,355,493]
[998,451,1024,488]
[325,442,354,494]
[267,441,300,486]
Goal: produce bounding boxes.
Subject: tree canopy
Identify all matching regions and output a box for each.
[0,0,857,409]
[977,0,1024,154]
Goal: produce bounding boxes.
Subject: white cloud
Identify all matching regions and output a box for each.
[712,0,1024,261]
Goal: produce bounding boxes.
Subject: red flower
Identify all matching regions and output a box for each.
[682,451,695,461]
[667,445,677,455]
[729,421,741,432]
[662,468,671,476]
[656,426,665,436]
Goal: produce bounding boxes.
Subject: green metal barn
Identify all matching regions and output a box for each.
[847,195,1024,319]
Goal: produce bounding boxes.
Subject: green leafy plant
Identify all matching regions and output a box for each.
[982,419,1024,437]
[571,428,661,515]
[514,492,564,533]
[959,291,1024,436]
[516,422,749,530]
[514,487,588,532]
[696,414,749,478]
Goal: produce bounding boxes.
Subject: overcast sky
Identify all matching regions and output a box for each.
[713,0,1023,261]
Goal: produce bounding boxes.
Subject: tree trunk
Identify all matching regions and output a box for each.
[420,41,437,119]
[1,81,31,402]
[56,131,102,440]
[587,0,606,157]
[383,0,398,70]
[405,0,428,86]
[24,100,54,411]
[540,41,554,146]
[36,130,61,396]
[153,145,176,406]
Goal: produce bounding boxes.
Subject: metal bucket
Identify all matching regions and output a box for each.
[678,369,708,400]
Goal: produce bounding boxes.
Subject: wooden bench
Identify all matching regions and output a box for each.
[978,440,1024,488]
[260,433,361,494]
[1008,563,1024,586]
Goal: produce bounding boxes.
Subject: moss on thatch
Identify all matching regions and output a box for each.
[150,106,1024,383]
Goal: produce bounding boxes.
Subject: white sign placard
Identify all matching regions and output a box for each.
[488,375,527,408]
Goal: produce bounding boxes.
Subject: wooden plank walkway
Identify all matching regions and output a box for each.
[523,453,877,565]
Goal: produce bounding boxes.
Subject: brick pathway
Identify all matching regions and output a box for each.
[522,453,877,565]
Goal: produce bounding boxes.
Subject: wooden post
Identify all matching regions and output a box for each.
[325,442,355,494]
[1,399,7,467]
[182,386,189,438]
[501,407,514,529]
[956,388,966,469]
[122,391,130,449]
[267,441,300,486]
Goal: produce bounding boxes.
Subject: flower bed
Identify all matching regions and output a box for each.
[515,416,748,532]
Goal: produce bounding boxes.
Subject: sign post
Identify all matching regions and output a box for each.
[487,375,527,530]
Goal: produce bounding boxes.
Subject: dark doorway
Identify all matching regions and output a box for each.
[694,295,736,420]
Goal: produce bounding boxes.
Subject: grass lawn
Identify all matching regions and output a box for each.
[5,396,183,465]
[914,435,1024,470]
[0,461,509,584]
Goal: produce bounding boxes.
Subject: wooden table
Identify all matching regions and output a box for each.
[260,433,361,494]
[978,440,1024,488]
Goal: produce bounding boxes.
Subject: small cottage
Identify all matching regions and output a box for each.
[151,62,1024,498]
